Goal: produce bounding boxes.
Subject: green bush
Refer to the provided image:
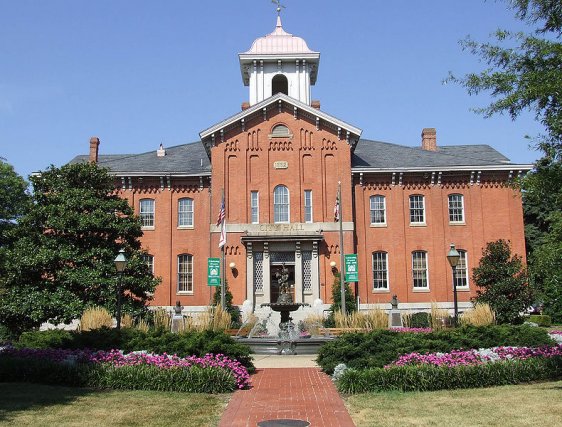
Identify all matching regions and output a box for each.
[337,357,562,393]
[409,312,430,328]
[0,357,238,393]
[528,315,552,327]
[316,325,555,374]
[15,328,254,372]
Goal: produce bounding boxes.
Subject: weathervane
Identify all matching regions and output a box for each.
[271,0,286,17]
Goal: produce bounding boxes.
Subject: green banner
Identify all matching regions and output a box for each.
[207,258,221,286]
[344,254,358,282]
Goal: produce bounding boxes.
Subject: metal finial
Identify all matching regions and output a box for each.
[271,0,286,17]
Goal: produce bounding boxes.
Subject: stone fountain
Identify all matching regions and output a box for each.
[233,264,331,355]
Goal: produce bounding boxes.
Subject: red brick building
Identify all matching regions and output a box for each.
[73,17,531,315]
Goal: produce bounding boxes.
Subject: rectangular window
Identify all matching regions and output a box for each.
[178,198,194,227]
[304,190,313,223]
[448,194,464,223]
[177,254,193,293]
[409,195,425,224]
[372,252,389,290]
[142,254,154,274]
[140,199,155,228]
[370,195,386,224]
[412,251,429,289]
[251,191,259,224]
[454,250,469,288]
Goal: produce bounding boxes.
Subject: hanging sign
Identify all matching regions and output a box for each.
[344,254,358,282]
[207,258,221,286]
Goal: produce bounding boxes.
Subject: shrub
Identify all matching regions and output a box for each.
[529,315,552,327]
[80,307,113,331]
[316,324,555,374]
[14,328,254,372]
[337,357,562,393]
[408,312,430,328]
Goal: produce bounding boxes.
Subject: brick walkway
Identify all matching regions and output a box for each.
[219,368,355,427]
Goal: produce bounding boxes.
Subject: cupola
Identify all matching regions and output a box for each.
[239,15,320,106]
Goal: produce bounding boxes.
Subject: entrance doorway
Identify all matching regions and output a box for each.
[270,264,295,303]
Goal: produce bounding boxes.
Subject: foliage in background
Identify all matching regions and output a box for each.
[14,328,254,372]
[0,159,29,291]
[325,272,356,326]
[0,163,159,335]
[448,0,562,325]
[473,240,533,324]
[402,312,431,328]
[316,325,554,374]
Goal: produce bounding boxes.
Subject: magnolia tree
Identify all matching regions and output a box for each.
[0,162,159,334]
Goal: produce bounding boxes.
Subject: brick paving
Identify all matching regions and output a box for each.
[219,368,355,427]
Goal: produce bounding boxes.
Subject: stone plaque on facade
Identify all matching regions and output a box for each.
[273,161,288,169]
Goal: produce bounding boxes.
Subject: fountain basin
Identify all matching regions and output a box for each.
[234,336,334,355]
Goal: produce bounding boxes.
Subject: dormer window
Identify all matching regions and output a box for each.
[272,74,288,95]
[271,124,290,137]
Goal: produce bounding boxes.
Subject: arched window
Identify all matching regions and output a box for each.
[372,252,389,290]
[273,185,290,223]
[177,254,193,293]
[271,124,290,137]
[272,74,288,95]
[178,198,194,227]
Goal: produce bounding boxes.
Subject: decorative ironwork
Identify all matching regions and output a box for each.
[270,251,295,264]
[302,251,312,293]
[253,252,264,293]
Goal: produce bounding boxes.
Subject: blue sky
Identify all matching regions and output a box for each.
[1,0,544,179]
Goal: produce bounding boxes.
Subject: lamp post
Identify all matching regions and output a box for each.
[447,243,460,327]
[114,248,128,330]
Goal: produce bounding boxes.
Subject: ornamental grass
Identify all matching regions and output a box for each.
[334,309,388,330]
[430,302,449,330]
[461,303,496,326]
[80,307,113,331]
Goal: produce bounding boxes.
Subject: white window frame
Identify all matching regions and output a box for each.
[448,194,465,223]
[251,191,259,224]
[370,195,386,225]
[177,254,193,294]
[178,198,194,228]
[409,195,425,224]
[454,250,469,289]
[304,190,313,223]
[412,251,429,289]
[274,185,290,223]
[142,254,154,274]
[372,251,389,291]
[140,199,155,228]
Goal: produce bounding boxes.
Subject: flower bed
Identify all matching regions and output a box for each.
[0,347,250,392]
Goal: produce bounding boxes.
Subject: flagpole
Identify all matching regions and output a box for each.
[338,181,346,316]
[220,189,226,310]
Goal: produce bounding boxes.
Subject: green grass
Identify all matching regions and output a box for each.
[0,383,229,426]
[345,380,562,427]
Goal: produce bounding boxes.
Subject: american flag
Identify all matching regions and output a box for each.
[334,193,340,222]
[217,197,226,248]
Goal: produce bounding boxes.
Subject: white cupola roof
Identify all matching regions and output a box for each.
[239,16,320,106]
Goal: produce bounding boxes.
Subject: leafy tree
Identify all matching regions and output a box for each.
[449,0,561,323]
[0,159,29,246]
[212,280,241,327]
[0,162,159,334]
[473,240,533,324]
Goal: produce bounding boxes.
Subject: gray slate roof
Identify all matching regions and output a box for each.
[70,138,524,175]
[352,139,513,170]
[69,142,211,175]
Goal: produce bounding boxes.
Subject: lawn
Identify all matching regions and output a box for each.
[0,383,229,427]
[345,380,562,427]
